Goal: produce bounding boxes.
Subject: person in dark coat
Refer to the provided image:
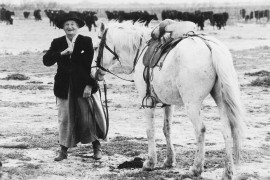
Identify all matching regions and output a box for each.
[43,13,102,161]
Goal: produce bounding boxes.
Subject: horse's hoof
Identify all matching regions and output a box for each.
[162,158,176,168]
[189,166,203,177]
[142,160,155,171]
[221,171,234,180]
[221,176,234,180]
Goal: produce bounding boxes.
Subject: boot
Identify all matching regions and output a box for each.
[92,140,102,160]
[54,146,68,161]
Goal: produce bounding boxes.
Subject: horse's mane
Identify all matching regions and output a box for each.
[106,21,151,55]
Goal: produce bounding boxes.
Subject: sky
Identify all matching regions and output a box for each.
[0,0,266,5]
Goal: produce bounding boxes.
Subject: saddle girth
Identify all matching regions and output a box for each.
[141,37,185,108]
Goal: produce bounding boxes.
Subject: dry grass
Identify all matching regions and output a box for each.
[251,77,270,87]
[0,84,51,90]
[2,73,30,81]
[245,70,270,77]
[244,70,270,87]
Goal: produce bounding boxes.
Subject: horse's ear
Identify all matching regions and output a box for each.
[100,22,105,33]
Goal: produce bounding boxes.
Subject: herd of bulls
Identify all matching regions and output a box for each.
[1,7,270,31]
[105,10,158,27]
[0,7,15,25]
[161,10,229,30]
[104,10,229,30]
[98,10,229,30]
[240,9,270,22]
[44,10,98,31]
[0,7,230,31]
[0,8,42,25]
[22,10,42,20]
[0,8,98,32]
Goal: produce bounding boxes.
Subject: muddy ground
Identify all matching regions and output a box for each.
[0,17,269,180]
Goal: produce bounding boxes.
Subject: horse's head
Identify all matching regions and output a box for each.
[95,21,151,80]
[96,22,119,73]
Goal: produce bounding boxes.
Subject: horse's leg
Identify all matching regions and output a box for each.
[162,105,176,168]
[185,100,205,177]
[143,108,157,170]
[211,83,235,180]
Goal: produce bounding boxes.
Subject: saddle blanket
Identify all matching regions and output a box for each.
[151,19,197,40]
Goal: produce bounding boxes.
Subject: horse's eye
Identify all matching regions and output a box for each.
[94,47,98,51]
[98,36,102,39]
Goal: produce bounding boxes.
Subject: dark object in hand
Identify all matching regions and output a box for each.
[92,80,99,94]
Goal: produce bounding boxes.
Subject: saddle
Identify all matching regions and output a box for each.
[143,37,183,68]
[141,20,197,108]
[143,19,197,69]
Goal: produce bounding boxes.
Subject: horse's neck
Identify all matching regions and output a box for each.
[132,37,149,70]
[121,34,149,72]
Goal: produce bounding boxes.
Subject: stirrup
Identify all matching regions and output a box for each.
[142,95,156,108]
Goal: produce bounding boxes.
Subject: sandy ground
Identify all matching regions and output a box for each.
[0,18,269,180]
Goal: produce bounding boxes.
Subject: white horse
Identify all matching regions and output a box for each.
[95,22,245,180]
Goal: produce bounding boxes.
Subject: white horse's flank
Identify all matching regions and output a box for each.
[97,22,245,180]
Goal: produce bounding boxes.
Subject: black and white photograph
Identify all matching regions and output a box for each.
[0,0,269,179]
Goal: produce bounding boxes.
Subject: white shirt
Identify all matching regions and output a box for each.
[66,33,79,52]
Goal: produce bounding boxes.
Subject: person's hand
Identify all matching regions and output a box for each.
[83,85,92,98]
[60,46,73,56]
[95,69,105,81]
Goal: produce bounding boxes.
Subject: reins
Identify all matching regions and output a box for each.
[130,37,144,73]
[100,80,109,139]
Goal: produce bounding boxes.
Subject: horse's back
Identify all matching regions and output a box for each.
[173,37,213,68]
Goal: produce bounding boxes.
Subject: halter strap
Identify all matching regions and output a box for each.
[130,37,143,73]
[104,43,119,60]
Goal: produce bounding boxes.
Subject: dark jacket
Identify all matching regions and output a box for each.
[43,34,97,99]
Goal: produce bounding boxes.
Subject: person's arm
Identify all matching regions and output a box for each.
[82,37,98,97]
[83,37,96,86]
[43,39,61,67]
[43,39,73,67]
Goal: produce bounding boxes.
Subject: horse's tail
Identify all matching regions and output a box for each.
[204,36,245,164]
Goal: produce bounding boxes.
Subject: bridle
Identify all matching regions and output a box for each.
[97,28,119,66]
[96,28,144,82]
